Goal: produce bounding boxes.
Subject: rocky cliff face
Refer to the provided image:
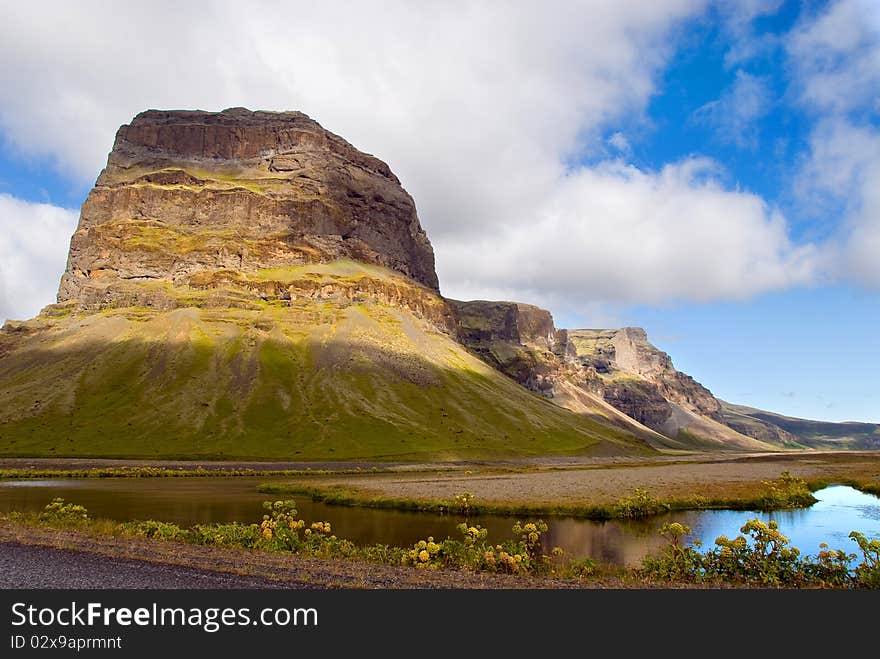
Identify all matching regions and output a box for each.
[58,108,439,311]
[453,301,773,451]
[569,328,723,423]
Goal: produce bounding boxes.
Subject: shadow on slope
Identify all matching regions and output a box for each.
[0,306,655,461]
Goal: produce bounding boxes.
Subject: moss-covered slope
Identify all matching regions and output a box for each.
[0,274,654,460]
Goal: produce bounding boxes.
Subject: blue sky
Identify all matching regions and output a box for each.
[0,1,877,422]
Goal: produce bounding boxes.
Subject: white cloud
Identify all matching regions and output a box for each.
[440,157,817,306]
[787,0,880,114]
[799,119,880,286]
[0,194,78,323]
[719,0,784,67]
[607,132,632,155]
[692,71,772,148]
[0,0,826,317]
[787,0,880,285]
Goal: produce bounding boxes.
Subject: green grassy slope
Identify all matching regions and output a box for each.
[0,300,654,461]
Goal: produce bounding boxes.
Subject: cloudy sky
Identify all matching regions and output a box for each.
[1,0,878,422]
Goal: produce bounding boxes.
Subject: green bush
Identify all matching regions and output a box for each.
[849,531,880,589]
[641,517,880,588]
[402,536,444,570]
[756,472,816,510]
[257,500,305,551]
[452,492,476,516]
[707,520,803,586]
[804,543,856,588]
[641,522,704,582]
[118,520,190,542]
[613,489,668,518]
[192,523,260,548]
[38,498,89,524]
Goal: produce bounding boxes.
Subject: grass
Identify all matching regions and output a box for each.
[0,295,654,460]
[0,466,393,480]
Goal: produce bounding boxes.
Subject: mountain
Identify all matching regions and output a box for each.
[721,402,880,450]
[453,302,775,451]
[1,107,863,461]
[0,108,653,461]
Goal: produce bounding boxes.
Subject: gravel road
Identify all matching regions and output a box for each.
[0,542,289,589]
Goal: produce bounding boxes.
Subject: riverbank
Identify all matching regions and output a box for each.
[0,521,642,589]
[2,452,877,520]
[255,451,880,518]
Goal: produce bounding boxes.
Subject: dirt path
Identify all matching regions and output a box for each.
[0,542,292,589]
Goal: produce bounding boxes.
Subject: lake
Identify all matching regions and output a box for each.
[0,478,877,566]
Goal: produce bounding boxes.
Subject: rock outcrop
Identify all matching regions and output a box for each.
[568,328,723,423]
[453,300,774,451]
[58,108,440,312]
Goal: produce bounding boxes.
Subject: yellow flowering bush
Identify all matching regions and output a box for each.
[402,537,444,569]
[457,523,488,546]
[613,489,668,518]
[453,492,476,516]
[310,521,332,534]
[512,519,548,562]
[642,522,703,581]
[849,531,880,588]
[257,500,306,551]
[643,517,880,587]
[39,498,89,524]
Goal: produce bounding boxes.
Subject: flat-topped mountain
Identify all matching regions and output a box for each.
[59,107,439,313]
[0,109,653,460]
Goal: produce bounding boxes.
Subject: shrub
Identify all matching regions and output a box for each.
[452,492,476,516]
[478,520,550,574]
[641,517,877,588]
[613,489,668,518]
[706,519,803,586]
[361,543,406,565]
[756,472,816,510]
[192,523,260,548]
[118,520,190,542]
[642,522,705,582]
[300,521,357,558]
[38,498,89,524]
[804,543,856,588]
[566,556,596,578]
[849,531,880,589]
[402,537,444,570]
[257,500,305,552]
[512,519,548,563]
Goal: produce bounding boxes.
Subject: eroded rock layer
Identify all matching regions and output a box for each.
[452,300,775,451]
[58,108,440,312]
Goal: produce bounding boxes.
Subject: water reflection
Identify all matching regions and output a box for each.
[0,479,877,567]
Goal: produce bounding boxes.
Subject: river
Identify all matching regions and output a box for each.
[0,478,877,566]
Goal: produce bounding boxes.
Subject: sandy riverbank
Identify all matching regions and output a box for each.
[272,452,880,506]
